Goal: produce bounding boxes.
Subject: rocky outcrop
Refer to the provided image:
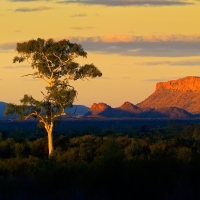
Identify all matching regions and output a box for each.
[83,103,118,118]
[89,103,111,114]
[83,102,192,119]
[156,76,200,92]
[137,76,200,114]
[117,102,142,114]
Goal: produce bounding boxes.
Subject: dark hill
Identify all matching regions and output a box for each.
[65,105,89,116]
[0,102,89,118]
[0,102,7,117]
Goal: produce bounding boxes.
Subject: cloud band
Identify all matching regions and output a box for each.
[1,34,200,57]
[67,34,200,57]
[58,0,193,6]
[15,6,52,12]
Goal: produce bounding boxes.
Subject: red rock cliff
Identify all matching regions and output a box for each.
[156,76,200,92]
[87,103,111,115]
[137,76,200,114]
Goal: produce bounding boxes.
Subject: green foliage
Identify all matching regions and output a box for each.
[1,126,200,198]
[124,138,143,159]
[0,138,15,158]
[95,136,124,163]
[14,142,30,158]
[53,135,101,163]
[4,38,102,155]
[5,38,102,123]
[176,146,193,163]
[13,38,101,80]
[0,132,2,141]
[28,137,48,158]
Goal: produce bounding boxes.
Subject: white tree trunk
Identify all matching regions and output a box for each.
[46,124,54,156]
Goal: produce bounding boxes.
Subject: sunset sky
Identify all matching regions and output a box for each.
[1,0,200,108]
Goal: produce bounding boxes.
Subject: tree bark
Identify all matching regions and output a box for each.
[46,124,54,156]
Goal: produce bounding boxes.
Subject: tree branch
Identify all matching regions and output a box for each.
[24,110,46,125]
[21,73,35,77]
[52,53,71,73]
[36,52,53,73]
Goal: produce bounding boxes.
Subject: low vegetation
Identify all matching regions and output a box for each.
[1,123,200,199]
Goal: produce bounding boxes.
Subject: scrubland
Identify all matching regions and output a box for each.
[0,120,200,199]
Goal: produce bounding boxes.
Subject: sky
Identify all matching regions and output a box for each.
[1,0,200,108]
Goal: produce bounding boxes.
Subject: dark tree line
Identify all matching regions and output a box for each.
[1,124,200,199]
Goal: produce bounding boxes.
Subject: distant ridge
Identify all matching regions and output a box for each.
[118,101,142,114]
[0,102,7,117]
[83,102,192,119]
[0,102,89,118]
[137,76,200,114]
[1,76,200,119]
[65,105,89,116]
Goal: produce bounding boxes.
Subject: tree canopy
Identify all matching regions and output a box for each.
[5,38,102,155]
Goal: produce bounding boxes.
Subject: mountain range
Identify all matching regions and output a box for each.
[83,102,193,119]
[137,76,200,114]
[83,76,200,119]
[0,101,89,118]
[1,76,200,119]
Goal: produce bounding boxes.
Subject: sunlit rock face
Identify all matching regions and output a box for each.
[83,101,192,119]
[156,76,200,92]
[89,103,111,115]
[137,76,200,114]
[83,103,115,118]
[118,101,137,110]
[85,102,142,118]
[117,102,142,114]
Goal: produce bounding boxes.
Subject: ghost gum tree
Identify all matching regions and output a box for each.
[5,38,102,155]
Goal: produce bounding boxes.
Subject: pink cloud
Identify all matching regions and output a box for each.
[68,34,200,43]
[58,0,193,6]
